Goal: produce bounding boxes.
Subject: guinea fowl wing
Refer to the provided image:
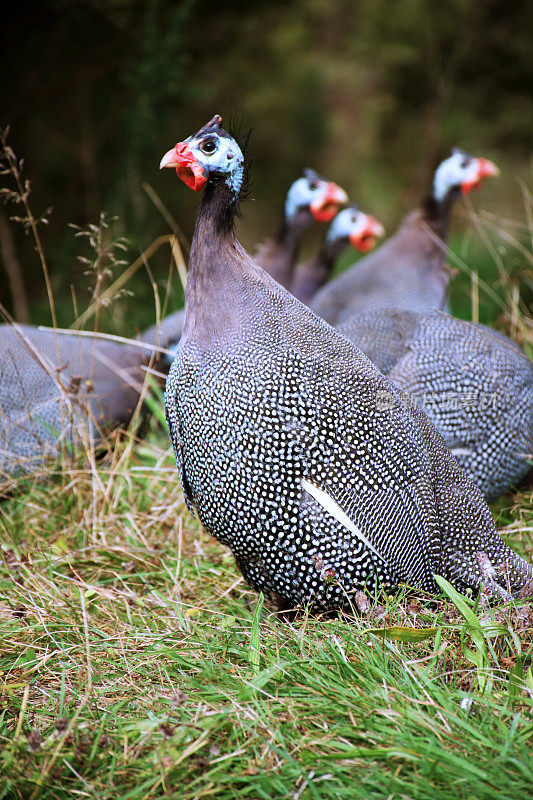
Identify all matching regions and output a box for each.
[388,315,533,500]
[337,309,418,374]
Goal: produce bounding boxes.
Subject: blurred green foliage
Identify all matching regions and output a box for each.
[1,0,532,332]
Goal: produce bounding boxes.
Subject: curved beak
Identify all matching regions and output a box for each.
[461,157,500,195]
[349,215,385,252]
[311,182,349,222]
[477,158,500,179]
[159,142,208,191]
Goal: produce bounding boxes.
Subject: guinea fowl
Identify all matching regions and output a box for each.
[0,324,146,479]
[290,205,384,305]
[310,148,499,326]
[160,116,531,611]
[337,310,533,501]
[254,168,348,289]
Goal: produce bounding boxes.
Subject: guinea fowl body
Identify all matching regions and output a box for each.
[0,325,144,479]
[338,311,533,501]
[162,118,531,609]
[309,150,498,326]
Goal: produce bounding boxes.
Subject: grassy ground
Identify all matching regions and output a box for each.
[0,394,532,800]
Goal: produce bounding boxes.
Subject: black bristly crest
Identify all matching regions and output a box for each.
[226,114,254,204]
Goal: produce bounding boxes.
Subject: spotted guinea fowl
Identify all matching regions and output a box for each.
[337,310,533,501]
[160,116,531,611]
[255,168,348,289]
[310,148,499,326]
[0,324,146,479]
[290,205,384,305]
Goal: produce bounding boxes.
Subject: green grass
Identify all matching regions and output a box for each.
[0,417,531,800]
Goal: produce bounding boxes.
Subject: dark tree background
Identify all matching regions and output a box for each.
[1,0,532,331]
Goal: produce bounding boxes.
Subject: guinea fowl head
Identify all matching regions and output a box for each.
[285,168,348,224]
[160,114,245,195]
[327,205,385,253]
[433,147,499,202]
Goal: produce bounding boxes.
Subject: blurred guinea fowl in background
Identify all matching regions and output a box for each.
[0,325,148,480]
[141,168,349,359]
[290,205,384,304]
[310,148,499,326]
[338,310,533,501]
[160,115,532,611]
[255,168,348,288]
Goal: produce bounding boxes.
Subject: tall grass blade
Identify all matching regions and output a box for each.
[248,592,264,676]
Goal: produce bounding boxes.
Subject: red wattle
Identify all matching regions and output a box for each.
[171,142,209,191]
[350,234,376,253]
[310,182,348,222]
[461,178,482,195]
[177,162,208,192]
[461,158,499,195]
[349,216,384,252]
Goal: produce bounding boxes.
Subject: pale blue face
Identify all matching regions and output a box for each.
[326,207,368,243]
[433,150,476,201]
[285,176,329,221]
[185,131,244,193]
[325,207,385,252]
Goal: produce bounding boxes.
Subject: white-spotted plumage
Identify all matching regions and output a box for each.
[338,310,533,501]
[0,325,144,478]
